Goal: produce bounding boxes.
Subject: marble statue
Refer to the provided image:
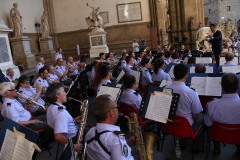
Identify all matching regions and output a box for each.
[10,2,23,37]
[86,3,104,30]
[195,20,237,50]
[41,11,49,38]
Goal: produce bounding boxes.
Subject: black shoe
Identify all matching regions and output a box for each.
[213,148,221,156]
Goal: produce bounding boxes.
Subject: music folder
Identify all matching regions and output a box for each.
[139,86,180,123]
[97,84,121,102]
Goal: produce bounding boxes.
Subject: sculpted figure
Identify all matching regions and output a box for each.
[86,3,104,29]
[41,11,49,38]
[10,3,23,37]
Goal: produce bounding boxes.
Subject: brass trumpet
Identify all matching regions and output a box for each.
[17,92,46,110]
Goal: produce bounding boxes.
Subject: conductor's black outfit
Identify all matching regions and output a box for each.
[209,30,222,67]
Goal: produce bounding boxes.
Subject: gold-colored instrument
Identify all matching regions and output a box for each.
[144,132,159,160]
[16,92,46,110]
[126,113,147,160]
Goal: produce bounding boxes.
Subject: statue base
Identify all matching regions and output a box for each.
[0,22,20,78]
[88,31,109,58]
[39,37,55,62]
[10,36,36,69]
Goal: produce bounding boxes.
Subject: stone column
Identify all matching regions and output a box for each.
[10,36,36,69]
[0,20,20,79]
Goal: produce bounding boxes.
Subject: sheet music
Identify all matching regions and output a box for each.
[196,57,212,64]
[116,70,125,83]
[222,65,240,74]
[190,77,221,96]
[145,91,172,124]
[168,65,175,78]
[205,77,222,96]
[159,80,172,87]
[220,57,239,65]
[130,70,141,84]
[190,77,207,95]
[0,129,40,160]
[190,66,213,73]
[97,86,120,101]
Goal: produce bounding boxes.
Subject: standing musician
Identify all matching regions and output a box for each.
[46,83,82,155]
[85,94,134,160]
[17,75,45,115]
[55,47,63,61]
[36,56,45,73]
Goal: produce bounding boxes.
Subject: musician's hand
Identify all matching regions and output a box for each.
[66,65,71,69]
[74,144,83,152]
[74,116,82,124]
[31,119,42,124]
[37,85,43,91]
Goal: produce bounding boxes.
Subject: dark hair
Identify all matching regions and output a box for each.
[99,52,105,58]
[57,47,62,52]
[141,57,150,67]
[18,75,30,86]
[93,94,116,122]
[187,57,196,64]
[195,64,206,73]
[45,82,64,103]
[184,49,190,54]
[169,46,175,51]
[146,50,151,55]
[165,51,171,58]
[209,22,218,27]
[225,52,234,61]
[125,56,133,64]
[152,52,164,63]
[39,67,47,75]
[122,74,136,88]
[92,63,111,92]
[172,52,179,59]
[174,64,188,80]
[154,59,165,74]
[221,73,239,93]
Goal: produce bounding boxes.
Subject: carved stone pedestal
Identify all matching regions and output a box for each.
[39,37,55,62]
[89,30,109,58]
[10,36,36,69]
[0,20,20,79]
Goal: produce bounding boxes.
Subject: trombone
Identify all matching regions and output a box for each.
[17,92,46,110]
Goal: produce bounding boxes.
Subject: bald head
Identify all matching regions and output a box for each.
[221,73,239,93]
[195,64,206,73]
[225,52,234,62]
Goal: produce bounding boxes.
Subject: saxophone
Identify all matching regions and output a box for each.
[75,99,89,160]
[126,113,147,160]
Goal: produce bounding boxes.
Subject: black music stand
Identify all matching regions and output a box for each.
[139,86,180,122]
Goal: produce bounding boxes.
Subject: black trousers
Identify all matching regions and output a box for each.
[213,51,221,67]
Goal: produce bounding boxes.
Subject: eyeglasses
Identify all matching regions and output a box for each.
[8,89,16,92]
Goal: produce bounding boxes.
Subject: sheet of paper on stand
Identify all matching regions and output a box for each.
[196,57,212,64]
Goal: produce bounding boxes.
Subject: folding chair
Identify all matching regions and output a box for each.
[206,121,240,159]
[162,115,203,160]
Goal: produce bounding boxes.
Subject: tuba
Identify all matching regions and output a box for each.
[126,113,147,160]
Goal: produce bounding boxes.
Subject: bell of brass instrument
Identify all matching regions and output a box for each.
[74,99,88,159]
[144,132,159,160]
[16,92,46,110]
[126,113,147,160]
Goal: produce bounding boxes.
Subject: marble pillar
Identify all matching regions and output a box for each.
[10,36,36,69]
[0,20,20,79]
[39,37,55,61]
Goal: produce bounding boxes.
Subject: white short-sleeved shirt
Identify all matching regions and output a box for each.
[141,67,153,86]
[1,98,32,122]
[152,69,172,82]
[119,89,142,110]
[55,52,63,61]
[36,62,44,73]
[47,73,59,83]
[132,42,140,52]
[85,123,134,160]
[222,61,237,67]
[33,77,49,89]
[121,60,127,68]
[47,103,78,139]
[165,81,203,125]
[204,94,240,126]
[67,62,79,76]
[124,65,133,75]
[18,87,45,112]
[55,65,68,80]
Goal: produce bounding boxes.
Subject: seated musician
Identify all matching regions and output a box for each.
[47,65,60,84]
[92,63,112,94]
[119,74,142,111]
[165,64,203,129]
[5,68,15,82]
[98,52,106,62]
[195,63,206,73]
[36,56,45,73]
[204,73,240,156]
[125,56,135,75]
[222,52,237,66]
[120,50,128,68]
[140,57,153,86]
[17,75,45,115]
[33,67,49,96]
[67,56,80,79]
[46,83,82,153]
[152,59,171,82]
[129,51,138,66]
[0,82,50,131]
[164,51,172,65]
[55,58,71,85]
[151,51,164,64]
[106,51,118,64]
[85,94,134,160]
[171,52,181,64]
[136,51,144,66]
